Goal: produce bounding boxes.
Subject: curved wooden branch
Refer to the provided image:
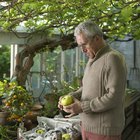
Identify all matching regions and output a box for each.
[12,35,76,86]
[13,47,35,86]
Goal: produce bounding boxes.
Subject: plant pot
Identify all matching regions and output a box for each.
[0,111,9,125]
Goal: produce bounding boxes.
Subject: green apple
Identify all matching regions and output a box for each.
[62,133,71,140]
[61,95,74,106]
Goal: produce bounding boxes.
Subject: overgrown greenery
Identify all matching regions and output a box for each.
[41,76,81,118]
[0,0,139,40]
[0,124,18,140]
[0,45,10,80]
[35,48,81,117]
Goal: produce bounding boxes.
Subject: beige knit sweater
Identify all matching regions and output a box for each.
[70,45,127,136]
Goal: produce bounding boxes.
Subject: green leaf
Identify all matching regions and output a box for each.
[121,6,132,21]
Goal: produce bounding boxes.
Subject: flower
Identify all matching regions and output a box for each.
[0,80,34,122]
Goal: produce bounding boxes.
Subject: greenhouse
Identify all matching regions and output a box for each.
[0,1,140,140]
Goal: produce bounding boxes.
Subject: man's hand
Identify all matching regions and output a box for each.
[58,96,64,110]
[62,98,83,118]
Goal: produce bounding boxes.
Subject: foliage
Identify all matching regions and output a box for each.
[57,77,81,96]
[0,45,10,80]
[41,96,59,118]
[0,80,34,122]
[0,0,139,40]
[0,124,18,140]
[39,46,83,94]
[41,76,81,118]
[37,48,82,117]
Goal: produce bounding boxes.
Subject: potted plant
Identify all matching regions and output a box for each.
[0,80,34,123]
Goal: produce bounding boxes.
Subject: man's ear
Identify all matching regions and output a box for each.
[95,35,100,41]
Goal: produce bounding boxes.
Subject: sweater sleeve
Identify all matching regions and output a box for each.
[69,87,82,100]
[82,52,127,113]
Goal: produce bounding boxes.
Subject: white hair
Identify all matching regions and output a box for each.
[74,20,103,39]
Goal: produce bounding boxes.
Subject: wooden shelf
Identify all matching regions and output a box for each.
[122,91,140,140]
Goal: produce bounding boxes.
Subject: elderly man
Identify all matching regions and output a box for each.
[58,20,127,140]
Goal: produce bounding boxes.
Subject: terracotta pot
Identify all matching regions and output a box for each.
[31,103,43,111]
[0,111,9,125]
[24,111,40,121]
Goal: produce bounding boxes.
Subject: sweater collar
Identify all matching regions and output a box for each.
[96,45,110,57]
[89,45,111,62]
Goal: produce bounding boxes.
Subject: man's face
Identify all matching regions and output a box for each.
[76,33,97,59]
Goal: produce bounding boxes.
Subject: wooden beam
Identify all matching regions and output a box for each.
[0,31,53,45]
